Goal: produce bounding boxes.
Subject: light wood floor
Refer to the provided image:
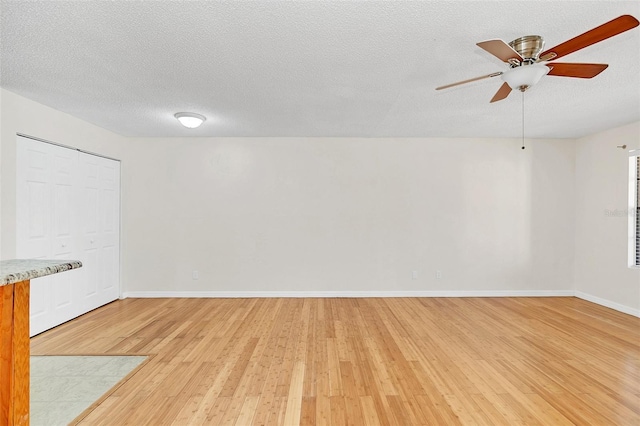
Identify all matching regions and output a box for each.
[32,297,639,425]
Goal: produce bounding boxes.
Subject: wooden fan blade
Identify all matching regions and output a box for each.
[477,39,524,63]
[547,63,608,78]
[540,15,639,61]
[436,72,502,90]
[490,82,512,103]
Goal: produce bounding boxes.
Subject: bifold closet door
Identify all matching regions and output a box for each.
[16,136,120,336]
[77,151,120,313]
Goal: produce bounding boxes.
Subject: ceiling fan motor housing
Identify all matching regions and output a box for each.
[509,35,545,64]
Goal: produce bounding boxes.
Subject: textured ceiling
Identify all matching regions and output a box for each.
[1,1,639,139]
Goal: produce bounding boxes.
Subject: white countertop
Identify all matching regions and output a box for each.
[0,259,82,286]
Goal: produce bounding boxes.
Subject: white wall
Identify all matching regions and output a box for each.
[4,90,638,314]
[574,121,640,315]
[0,92,3,260]
[122,136,576,295]
[0,89,125,259]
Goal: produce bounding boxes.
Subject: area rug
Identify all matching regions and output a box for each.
[30,355,147,426]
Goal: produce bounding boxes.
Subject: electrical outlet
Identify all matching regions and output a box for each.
[412,270,418,280]
[192,270,199,280]
[436,270,442,279]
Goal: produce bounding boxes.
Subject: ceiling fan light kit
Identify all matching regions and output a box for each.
[501,64,550,91]
[436,14,640,102]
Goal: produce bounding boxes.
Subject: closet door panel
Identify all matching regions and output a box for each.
[51,149,76,257]
[17,139,53,335]
[17,136,121,336]
[78,153,120,311]
[17,141,52,259]
[50,147,80,325]
[78,153,102,312]
[98,158,120,302]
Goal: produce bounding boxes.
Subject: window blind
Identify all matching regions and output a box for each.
[636,156,640,266]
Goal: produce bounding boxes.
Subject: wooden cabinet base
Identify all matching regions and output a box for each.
[0,280,30,426]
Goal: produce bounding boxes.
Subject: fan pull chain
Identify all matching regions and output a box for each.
[521,91,526,150]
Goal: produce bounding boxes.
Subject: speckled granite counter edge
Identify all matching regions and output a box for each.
[0,259,83,286]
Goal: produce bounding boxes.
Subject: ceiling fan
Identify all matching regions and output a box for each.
[436,15,639,103]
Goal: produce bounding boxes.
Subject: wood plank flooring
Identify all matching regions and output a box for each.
[31,297,640,425]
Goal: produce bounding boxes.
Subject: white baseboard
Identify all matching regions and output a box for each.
[575,291,640,318]
[121,289,574,299]
[121,289,640,317]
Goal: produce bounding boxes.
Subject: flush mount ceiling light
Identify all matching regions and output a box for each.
[174,112,206,128]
